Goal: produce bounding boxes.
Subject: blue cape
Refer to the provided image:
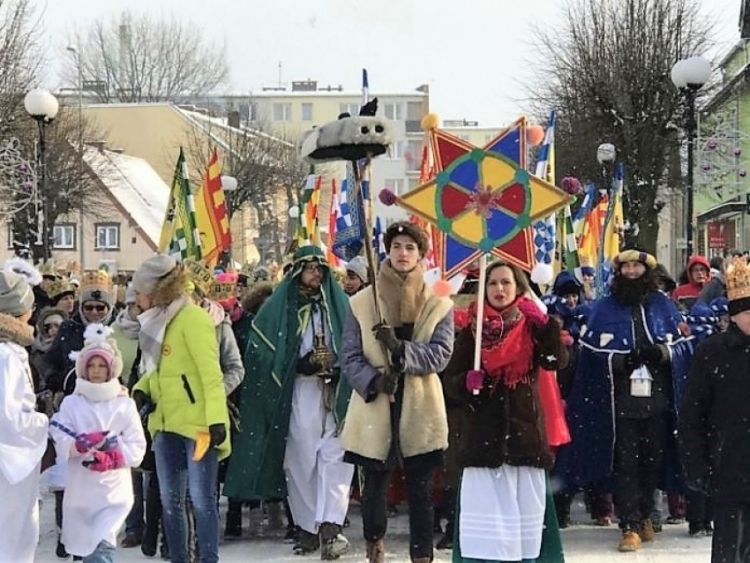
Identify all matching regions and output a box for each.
[556,291,693,488]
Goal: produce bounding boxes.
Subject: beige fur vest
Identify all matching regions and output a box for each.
[341,289,452,461]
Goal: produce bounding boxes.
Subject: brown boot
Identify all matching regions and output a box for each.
[618,530,642,552]
[365,539,385,563]
[639,518,656,542]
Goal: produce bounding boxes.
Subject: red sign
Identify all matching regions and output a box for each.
[707,221,728,249]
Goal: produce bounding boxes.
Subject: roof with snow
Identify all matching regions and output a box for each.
[83,146,169,248]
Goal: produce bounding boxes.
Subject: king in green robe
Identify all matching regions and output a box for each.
[224,246,352,500]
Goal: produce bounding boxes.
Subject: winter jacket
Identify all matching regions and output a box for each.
[679,324,750,504]
[215,313,245,396]
[133,303,231,460]
[442,318,566,471]
[697,272,726,304]
[672,255,711,310]
[42,313,87,395]
[341,289,454,466]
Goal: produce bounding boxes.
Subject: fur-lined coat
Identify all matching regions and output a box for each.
[340,262,454,468]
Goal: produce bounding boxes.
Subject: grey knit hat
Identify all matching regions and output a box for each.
[0,271,34,316]
[124,284,137,304]
[132,255,177,296]
[346,256,369,283]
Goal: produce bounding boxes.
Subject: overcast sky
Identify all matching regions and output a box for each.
[40,0,741,126]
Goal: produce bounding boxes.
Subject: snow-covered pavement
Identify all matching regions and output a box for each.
[32,493,712,562]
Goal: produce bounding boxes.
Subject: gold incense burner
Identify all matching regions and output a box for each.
[311,332,335,375]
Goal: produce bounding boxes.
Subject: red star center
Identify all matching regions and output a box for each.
[467,184,503,219]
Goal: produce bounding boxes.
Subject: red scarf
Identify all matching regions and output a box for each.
[471,297,536,388]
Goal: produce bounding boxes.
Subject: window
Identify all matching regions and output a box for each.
[301,103,313,121]
[95,223,120,250]
[383,102,403,121]
[52,224,75,249]
[272,103,292,122]
[389,141,404,159]
[405,140,422,171]
[339,103,359,116]
[384,179,405,196]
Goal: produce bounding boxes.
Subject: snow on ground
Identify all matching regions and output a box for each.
[33,492,712,562]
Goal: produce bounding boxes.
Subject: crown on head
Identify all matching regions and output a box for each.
[80,270,112,292]
[39,259,58,277]
[727,257,750,302]
[184,260,214,297]
[47,277,73,299]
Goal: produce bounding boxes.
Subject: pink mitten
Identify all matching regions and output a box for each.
[466,369,485,394]
[517,298,549,328]
[74,431,110,453]
[84,448,126,472]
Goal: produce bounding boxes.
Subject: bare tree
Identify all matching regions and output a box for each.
[185,116,312,263]
[0,0,41,133]
[65,11,229,103]
[525,0,714,254]
[10,106,108,262]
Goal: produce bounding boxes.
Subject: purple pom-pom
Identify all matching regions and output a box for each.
[560,176,582,195]
[379,188,397,206]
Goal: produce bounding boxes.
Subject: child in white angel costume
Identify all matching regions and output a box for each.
[0,270,49,562]
[50,324,146,562]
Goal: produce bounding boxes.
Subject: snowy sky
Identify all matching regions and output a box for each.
[39,0,742,126]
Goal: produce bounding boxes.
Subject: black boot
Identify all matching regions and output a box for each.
[141,474,162,557]
[54,491,69,559]
[436,487,456,550]
[225,500,243,538]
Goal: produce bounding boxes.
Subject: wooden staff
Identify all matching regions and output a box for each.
[352,157,396,402]
[471,254,488,395]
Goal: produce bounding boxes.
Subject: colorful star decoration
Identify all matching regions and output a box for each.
[397,117,571,277]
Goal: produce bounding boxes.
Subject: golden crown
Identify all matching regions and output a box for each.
[46,277,73,299]
[184,260,214,296]
[39,259,58,277]
[80,270,113,293]
[209,281,237,302]
[727,257,750,302]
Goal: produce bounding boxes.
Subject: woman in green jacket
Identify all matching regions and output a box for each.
[131,255,229,563]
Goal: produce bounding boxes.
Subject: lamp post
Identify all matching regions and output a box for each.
[67,45,85,269]
[596,143,616,295]
[671,55,711,259]
[24,89,59,264]
[219,174,237,269]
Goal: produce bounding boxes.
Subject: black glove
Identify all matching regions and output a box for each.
[641,344,663,365]
[371,373,398,395]
[373,323,402,353]
[623,349,643,373]
[685,476,708,495]
[208,423,227,448]
[296,351,322,376]
[132,390,154,420]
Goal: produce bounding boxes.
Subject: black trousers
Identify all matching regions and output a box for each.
[712,503,750,563]
[687,490,713,526]
[613,415,667,529]
[361,454,437,560]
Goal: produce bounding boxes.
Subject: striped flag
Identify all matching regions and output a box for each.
[326,178,341,266]
[598,162,625,291]
[195,148,231,267]
[159,148,202,261]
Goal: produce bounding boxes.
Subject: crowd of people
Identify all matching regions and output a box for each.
[1,223,748,563]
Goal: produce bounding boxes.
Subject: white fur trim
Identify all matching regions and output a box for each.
[73,378,125,402]
[3,257,42,286]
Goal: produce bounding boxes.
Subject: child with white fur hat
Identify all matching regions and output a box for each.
[50,324,146,561]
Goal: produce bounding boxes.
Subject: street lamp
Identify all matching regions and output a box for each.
[219,175,237,268]
[66,45,85,269]
[24,89,59,263]
[671,55,711,259]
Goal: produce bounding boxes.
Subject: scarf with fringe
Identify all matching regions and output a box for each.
[472,297,535,388]
[138,294,189,376]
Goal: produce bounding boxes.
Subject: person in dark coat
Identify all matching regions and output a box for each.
[679,256,750,562]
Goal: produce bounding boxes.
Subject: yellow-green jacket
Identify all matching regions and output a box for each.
[134,303,231,460]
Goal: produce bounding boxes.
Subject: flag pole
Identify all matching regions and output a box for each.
[471,253,487,395]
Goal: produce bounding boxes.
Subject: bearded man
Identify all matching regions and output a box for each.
[223,246,354,560]
[555,249,693,553]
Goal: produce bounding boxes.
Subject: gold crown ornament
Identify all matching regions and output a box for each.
[184,259,214,297]
[39,259,59,279]
[209,271,238,302]
[47,277,74,300]
[80,270,114,305]
[726,257,750,302]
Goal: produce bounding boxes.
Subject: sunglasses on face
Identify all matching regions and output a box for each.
[83,304,107,313]
[302,263,324,273]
